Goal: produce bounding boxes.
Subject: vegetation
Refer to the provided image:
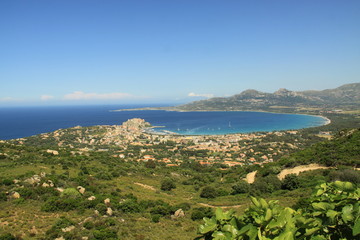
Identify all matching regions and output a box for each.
[196,181,360,240]
[0,117,360,239]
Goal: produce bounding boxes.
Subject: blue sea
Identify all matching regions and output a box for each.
[0,105,327,140]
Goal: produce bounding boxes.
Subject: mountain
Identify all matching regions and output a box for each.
[176,83,360,112]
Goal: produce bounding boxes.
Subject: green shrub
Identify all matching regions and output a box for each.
[118,200,142,213]
[151,214,161,223]
[0,233,16,240]
[231,180,250,194]
[95,203,108,215]
[84,221,95,230]
[191,207,213,221]
[196,181,360,240]
[200,186,218,198]
[281,174,301,190]
[1,179,13,186]
[160,178,176,191]
[92,229,117,240]
[61,188,81,198]
[0,192,7,202]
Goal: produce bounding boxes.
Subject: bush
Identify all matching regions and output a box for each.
[151,214,161,223]
[42,197,81,212]
[191,207,213,221]
[95,203,108,215]
[281,174,301,190]
[200,186,218,198]
[92,229,117,240]
[231,180,250,194]
[61,188,81,198]
[0,233,16,240]
[118,200,142,213]
[329,169,360,183]
[0,192,7,202]
[160,178,176,191]
[196,181,360,240]
[1,179,13,186]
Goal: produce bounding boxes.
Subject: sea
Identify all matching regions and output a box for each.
[0,105,328,140]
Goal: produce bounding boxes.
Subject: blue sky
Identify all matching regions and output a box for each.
[1,0,359,106]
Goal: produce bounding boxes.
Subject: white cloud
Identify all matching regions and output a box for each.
[188,92,214,98]
[41,95,54,101]
[0,97,20,102]
[63,91,133,100]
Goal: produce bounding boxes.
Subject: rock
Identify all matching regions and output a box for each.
[46,149,59,155]
[48,180,54,187]
[87,196,96,201]
[40,172,46,178]
[62,225,75,232]
[171,209,185,220]
[42,182,50,187]
[24,175,41,185]
[106,207,113,216]
[77,186,86,194]
[55,237,65,240]
[82,237,89,240]
[94,210,99,216]
[10,191,20,199]
[13,179,20,184]
[56,187,64,192]
[104,198,110,205]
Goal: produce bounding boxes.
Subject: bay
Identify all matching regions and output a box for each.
[0,105,328,140]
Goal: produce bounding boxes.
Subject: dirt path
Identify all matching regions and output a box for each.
[245,171,257,184]
[198,203,242,209]
[277,164,330,180]
[134,182,156,191]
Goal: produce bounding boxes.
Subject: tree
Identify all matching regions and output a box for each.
[160,178,176,191]
[200,186,218,198]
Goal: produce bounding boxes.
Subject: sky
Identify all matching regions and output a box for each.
[0,0,359,106]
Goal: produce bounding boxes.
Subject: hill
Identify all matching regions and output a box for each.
[175,83,360,112]
[1,120,360,239]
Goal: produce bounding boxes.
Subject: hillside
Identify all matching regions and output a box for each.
[176,83,360,112]
[1,116,360,239]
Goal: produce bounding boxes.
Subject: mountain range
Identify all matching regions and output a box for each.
[174,83,360,112]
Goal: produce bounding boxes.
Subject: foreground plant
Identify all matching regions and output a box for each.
[196,181,360,240]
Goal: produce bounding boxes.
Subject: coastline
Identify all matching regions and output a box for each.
[112,107,332,129]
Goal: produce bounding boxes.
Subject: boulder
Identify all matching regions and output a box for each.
[62,225,75,232]
[106,207,113,216]
[10,192,20,199]
[104,198,110,205]
[77,186,86,194]
[171,209,185,219]
[87,196,96,201]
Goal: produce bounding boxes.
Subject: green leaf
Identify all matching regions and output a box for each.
[215,208,225,221]
[353,217,360,236]
[277,231,294,240]
[326,210,339,222]
[260,198,269,209]
[341,205,354,223]
[305,227,320,236]
[344,182,355,192]
[212,231,232,240]
[265,208,273,222]
[199,217,217,234]
[251,196,261,208]
[312,202,334,211]
[222,224,238,236]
